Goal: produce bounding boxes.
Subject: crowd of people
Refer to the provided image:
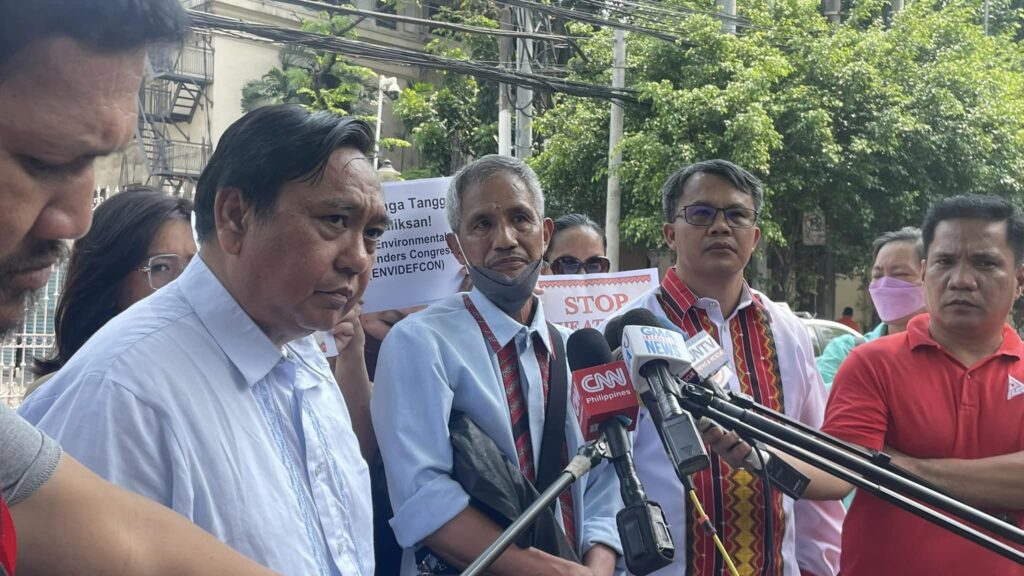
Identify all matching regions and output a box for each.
[2,1,1023,576]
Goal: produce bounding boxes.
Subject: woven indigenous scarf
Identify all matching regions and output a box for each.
[659,271,787,576]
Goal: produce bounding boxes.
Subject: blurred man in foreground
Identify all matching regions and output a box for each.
[0,1,278,574]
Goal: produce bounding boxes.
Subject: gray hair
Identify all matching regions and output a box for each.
[447,155,545,232]
[661,159,764,223]
[872,226,924,261]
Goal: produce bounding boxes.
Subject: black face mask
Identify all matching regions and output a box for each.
[466,258,543,317]
[454,235,542,317]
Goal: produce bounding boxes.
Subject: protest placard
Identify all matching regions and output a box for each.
[361,177,462,314]
[537,269,660,330]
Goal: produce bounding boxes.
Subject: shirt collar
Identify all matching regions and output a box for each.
[907,313,1024,360]
[661,267,765,317]
[179,256,285,387]
[467,287,552,352]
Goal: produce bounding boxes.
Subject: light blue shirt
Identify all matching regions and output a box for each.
[372,289,623,575]
[19,257,373,576]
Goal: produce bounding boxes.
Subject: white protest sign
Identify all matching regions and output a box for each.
[361,177,461,314]
[537,268,660,330]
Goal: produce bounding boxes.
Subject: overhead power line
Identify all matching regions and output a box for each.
[494,0,695,46]
[187,10,640,102]
[268,0,587,45]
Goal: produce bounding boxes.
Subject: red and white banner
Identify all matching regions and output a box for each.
[538,268,659,330]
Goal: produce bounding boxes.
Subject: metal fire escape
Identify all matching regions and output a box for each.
[123,25,213,198]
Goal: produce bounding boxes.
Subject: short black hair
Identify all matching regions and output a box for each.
[872,226,924,262]
[194,104,375,241]
[922,195,1024,266]
[661,159,764,223]
[0,0,188,71]
[842,306,854,316]
[546,213,607,259]
[34,187,192,376]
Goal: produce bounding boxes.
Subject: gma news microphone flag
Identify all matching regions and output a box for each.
[570,360,639,442]
[619,324,693,393]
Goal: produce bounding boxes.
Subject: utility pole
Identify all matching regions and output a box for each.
[498,7,513,156]
[718,0,737,34]
[823,0,841,24]
[984,0,990,34]
[605,28,626,271]
[891,0,904,12]
[515,7,533,159]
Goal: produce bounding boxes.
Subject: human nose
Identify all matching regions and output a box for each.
[707,209,732,234]
[335,232,373,275]
[493,220,518,250]
[29,173,95,243]
[947,261,976,290]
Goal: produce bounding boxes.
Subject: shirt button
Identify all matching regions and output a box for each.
[314,463,325,477]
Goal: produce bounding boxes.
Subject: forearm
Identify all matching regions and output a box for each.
[892,450,1024,509]
[424,506,584,576]
[14,455,278,576]
[332,349,376,460]
[583,543,617,576]
[775,450,854,501]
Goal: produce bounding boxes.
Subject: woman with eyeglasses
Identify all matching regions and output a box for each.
[544,213,610,275]
[29,188,196,391]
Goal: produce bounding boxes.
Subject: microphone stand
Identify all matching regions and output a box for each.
[675,383,1024,564]
[461,442,606,576]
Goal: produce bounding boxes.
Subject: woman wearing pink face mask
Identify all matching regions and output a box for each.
[817,227,928,390]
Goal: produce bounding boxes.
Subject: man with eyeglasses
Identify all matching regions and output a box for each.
[604,159,844,576]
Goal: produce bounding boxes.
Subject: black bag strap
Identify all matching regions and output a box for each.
[535,322,568,493]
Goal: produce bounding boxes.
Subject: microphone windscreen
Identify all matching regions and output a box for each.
[621,307,661,329]
[603,315,625,351]
[567,328,615,371]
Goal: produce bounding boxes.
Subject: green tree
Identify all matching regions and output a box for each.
[240,13,409,151]
[391,0,500,178]
[531,0,1024,308]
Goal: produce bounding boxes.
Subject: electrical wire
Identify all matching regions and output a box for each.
[268,0,589,43]
[494,0,695,45]
[187,10,640,102]
[751,444,778,576]
[684,481,741,576]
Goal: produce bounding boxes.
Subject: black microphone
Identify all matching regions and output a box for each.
[567,329,674,576]
[613,308,711,480]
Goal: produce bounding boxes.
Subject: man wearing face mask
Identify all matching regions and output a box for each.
[371,155,622,576]
[816,227,927,390]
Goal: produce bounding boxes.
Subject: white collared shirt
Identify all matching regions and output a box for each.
[20,257,373,576]
[607,282,844,576]
[372,289,623,575]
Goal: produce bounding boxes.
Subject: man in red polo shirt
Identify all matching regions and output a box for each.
[770,194,1024,575]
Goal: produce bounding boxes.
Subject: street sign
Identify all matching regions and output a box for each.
[802,210,826,246]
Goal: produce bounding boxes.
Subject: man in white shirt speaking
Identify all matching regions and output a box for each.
[20,104,386,576]
[606,159,845,576]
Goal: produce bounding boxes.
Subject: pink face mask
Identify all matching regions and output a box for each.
[868,276,925,322]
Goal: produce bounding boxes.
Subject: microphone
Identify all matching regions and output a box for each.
[615,309,710,480]
[567,329,674,575]
[567,328,638,442]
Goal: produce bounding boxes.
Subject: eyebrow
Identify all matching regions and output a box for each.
[686,201,752,210]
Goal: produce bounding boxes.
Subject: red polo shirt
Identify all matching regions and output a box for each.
[822,314,1024,576]
[1,496,14,575]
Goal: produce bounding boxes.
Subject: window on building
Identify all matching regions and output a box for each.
[376,0,397,29]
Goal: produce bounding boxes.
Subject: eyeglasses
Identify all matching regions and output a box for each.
[675,204,759,229]
[136,254,188,290]
[549,255,611,275]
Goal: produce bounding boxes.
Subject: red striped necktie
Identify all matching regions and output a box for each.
[465,295,576,547]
